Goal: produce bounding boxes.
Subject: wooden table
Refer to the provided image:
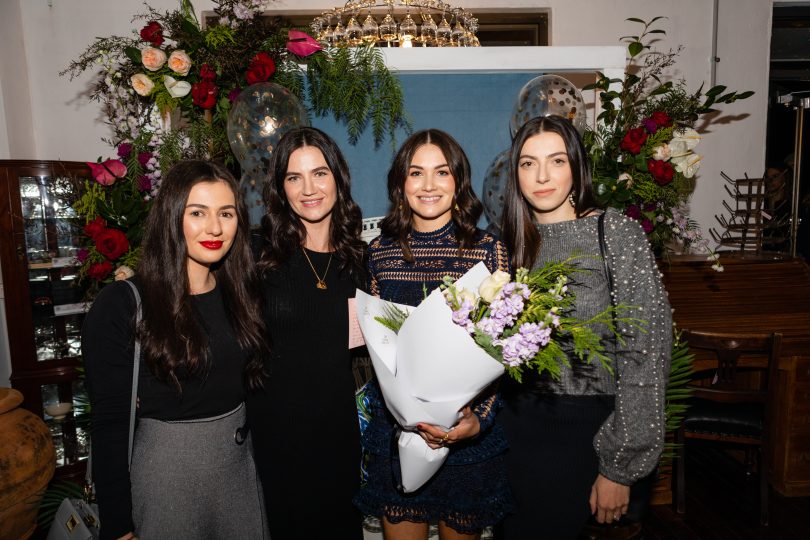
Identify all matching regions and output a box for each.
[660,255,810,496]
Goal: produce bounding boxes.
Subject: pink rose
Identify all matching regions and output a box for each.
[130,73,154,96]
[141,47,167,71]
[167,50,192,76]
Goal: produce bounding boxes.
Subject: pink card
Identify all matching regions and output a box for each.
[348,298,365,349]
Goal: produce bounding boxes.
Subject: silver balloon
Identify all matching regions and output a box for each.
[482,149,511,229]
[227,82,309,176]
[510,75,586,136]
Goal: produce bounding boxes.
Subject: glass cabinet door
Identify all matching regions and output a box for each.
[1,160,92,479]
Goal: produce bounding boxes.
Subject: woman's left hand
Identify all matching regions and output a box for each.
[416,407,480,449]
[589,473,630,524]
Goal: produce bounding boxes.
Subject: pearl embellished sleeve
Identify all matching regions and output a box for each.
[592,213,672,485]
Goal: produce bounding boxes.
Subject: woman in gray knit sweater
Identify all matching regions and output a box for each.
[496,115,672,539]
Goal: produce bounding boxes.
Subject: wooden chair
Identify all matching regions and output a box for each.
[674,329,782,526]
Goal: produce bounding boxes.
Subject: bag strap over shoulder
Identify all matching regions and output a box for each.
[598,211,615,301]
[122,279,142,470]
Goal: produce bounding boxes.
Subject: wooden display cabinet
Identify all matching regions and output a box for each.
[0,160,91,481]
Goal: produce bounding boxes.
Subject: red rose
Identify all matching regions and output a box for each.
[647,159,675,186]
[200,63,217,82]
[651,111,673,129]
[95,228,130,260]
[83,217,107,240]
[620,127,648,154]
[87,261,113,281]
[191,81,218,109]
[140,21,164,47]
[245,52,276,85]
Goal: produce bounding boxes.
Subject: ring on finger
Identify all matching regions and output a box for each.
[440,433,450,444]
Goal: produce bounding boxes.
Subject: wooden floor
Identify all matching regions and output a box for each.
[639,442,810,539]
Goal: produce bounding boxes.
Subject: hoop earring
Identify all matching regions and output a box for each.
[568,191,576,207]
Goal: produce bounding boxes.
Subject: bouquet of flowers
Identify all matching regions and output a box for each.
[583,17,753,262]
[62,0,407,292]
[356,259,637,491]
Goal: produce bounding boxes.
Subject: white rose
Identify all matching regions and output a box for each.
[478,270,511,303]
[163,75,191,98]
[652,144,671,161]
[671,153,702,178]
[458,288,478,306]
[114,265,135,281]
[130,73,154,96]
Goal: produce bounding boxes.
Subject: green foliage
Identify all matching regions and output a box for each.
[307,45,411,146]
[204,24,236,49]
[374,302,411,334]
[660,330,695,463]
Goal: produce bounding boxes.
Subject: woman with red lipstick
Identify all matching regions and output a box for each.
[83,160,269,539]
[354,129,513,540]
[248,127,366,539]
[496,116,671,539]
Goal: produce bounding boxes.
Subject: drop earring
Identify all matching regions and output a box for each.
[568,192,576,207]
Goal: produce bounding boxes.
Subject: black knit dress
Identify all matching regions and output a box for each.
[247,249,363,540]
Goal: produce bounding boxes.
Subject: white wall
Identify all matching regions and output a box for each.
[1,0,773,233]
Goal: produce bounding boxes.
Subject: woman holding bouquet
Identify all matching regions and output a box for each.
[83,160,269,539]
[354,129,513,539]
[497,115,672,539]
[248,127,366,539]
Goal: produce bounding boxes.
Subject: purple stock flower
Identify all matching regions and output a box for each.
[451,299,476,333]
[117,142,133,159]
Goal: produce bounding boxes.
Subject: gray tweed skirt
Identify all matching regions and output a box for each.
[131,402,269,539]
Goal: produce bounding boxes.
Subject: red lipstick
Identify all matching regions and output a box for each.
[200,241,223,250]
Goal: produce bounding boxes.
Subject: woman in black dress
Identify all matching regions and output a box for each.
[83,160,269,539]
[247,127,366,539]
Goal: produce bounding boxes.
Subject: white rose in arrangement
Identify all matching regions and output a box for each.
[618,172,633,187]
[652,144,671,161]
[163,75,191,98]
[114,265,135,281]
[478,270,511,303]
[167,50,192,76]
[141,47,167,71]
[130,73,154,96]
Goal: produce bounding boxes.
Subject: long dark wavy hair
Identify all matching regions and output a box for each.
[137,160,268,391]
[380,129,482,263]
[258,127,365,286]
[501,115,601,269]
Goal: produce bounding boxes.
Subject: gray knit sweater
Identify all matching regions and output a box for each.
[532,209,672,485]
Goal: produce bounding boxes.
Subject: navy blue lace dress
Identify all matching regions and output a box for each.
[353,221,514,533]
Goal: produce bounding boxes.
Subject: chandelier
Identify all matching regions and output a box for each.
[310,1,480,48]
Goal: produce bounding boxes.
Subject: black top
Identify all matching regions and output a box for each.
[247,249,363,538]
[82,279,248,539]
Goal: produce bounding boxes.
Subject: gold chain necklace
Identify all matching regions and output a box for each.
[301,248,332,290]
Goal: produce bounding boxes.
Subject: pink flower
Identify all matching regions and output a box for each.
[167,50,192,76]
[141,47,167,71]
[117,143,132,159]
[286,30,322,57]
[137,152,153,167]
[87,159,127,186]
[137,175,152,192]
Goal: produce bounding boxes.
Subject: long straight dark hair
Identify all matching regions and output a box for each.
[137,160,267,391]
[259,127,365,286]
[501,115,600,269]
[380,129,482,263]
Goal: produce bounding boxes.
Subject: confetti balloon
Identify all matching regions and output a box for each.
[510,75,586,136]
[482,149,511,231]
[227,82,309,176]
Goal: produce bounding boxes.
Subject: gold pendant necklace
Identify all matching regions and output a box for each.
[302,248,332,290]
